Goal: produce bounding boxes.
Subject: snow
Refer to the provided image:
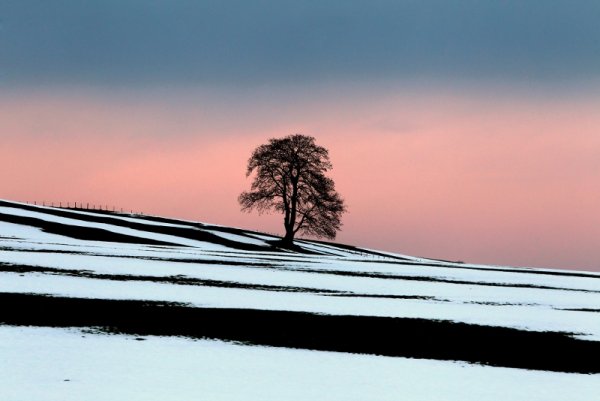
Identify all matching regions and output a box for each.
[0,200,199,228]
[207,230,272,247]
[1,203,600,339]
[2,272,598,340]
[1,326,598,401]
[0,206,231,250]
[1,200,599,400]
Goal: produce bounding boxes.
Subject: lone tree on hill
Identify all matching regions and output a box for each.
[239,134,346,245]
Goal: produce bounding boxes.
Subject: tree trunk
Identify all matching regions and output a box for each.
[282,227,295,245]
[282,173,299,246]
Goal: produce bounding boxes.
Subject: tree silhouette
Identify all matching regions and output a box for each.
[239,134,346,245]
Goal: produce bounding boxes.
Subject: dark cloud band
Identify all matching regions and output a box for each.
[2,0,599,86]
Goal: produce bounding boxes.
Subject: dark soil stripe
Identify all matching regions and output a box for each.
[0,201,276,252]
[1,246,594,293]
[364,259,600,280]
[0,212,179,247]
[0,263,440,301]
[1,293,598,374]
[295,267,600,293]
[0,263,341,294]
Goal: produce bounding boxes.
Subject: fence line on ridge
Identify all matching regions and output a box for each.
[19,200,144,215]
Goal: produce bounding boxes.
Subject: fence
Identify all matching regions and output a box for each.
[20,200,144,215]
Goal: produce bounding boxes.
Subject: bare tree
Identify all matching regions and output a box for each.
[239,134,346,245]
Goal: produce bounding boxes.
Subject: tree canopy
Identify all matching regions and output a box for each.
[239,134,346,245]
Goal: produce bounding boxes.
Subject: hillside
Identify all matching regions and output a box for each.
[1,199,599,400]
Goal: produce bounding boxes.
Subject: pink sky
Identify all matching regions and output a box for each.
[2,88,599,271]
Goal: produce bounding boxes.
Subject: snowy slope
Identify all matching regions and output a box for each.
[0,199,598,400]
[2,326,599,401]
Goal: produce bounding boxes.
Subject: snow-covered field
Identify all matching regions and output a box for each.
[2,326,598,401]
[0,199,598,400]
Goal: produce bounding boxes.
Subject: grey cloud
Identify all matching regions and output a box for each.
[1,0,599,87]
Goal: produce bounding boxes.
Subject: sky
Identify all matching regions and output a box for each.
[1,1,600,271]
